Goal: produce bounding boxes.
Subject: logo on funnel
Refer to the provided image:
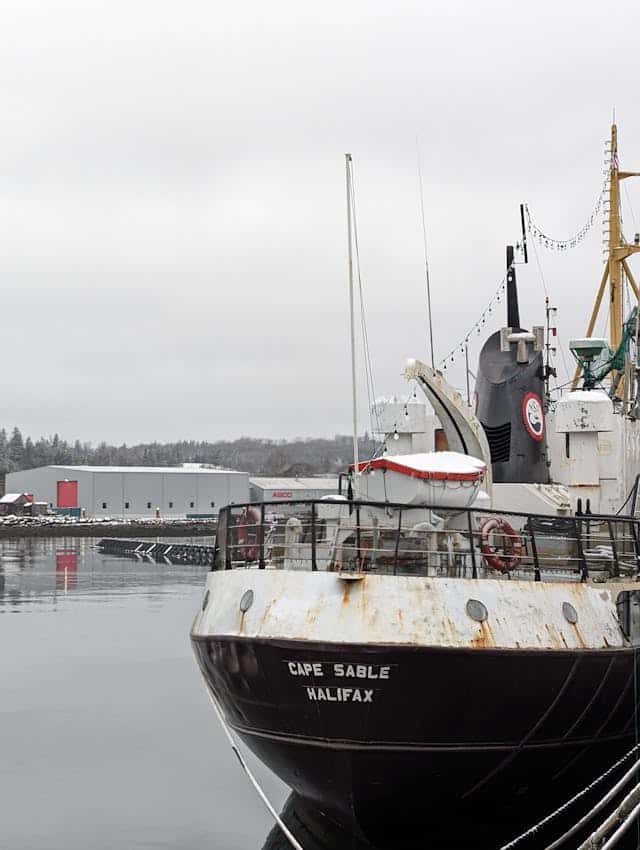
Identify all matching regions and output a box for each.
[522,392,544,442]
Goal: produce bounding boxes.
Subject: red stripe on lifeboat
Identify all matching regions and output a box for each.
[354,453,486,483]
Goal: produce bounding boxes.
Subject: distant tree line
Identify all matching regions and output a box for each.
[0,427,380,477]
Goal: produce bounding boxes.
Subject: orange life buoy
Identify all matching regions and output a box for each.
[237,506,261,561]
[480,518,522,572]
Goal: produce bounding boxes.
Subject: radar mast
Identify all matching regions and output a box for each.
[573,123,640,390]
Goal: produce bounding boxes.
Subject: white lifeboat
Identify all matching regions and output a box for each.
[355,451,487,508]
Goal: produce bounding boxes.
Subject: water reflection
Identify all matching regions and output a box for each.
[0,536,207,611]
[0,536,286,849]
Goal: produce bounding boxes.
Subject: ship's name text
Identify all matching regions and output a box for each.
[287,662,390,680]
[306,686,373,703]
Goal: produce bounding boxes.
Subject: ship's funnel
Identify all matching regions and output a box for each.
[475,325,549,484]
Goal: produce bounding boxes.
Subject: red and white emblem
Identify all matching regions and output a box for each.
[522,392,544,442]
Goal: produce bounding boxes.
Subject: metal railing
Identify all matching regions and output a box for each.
[212,499,640,581]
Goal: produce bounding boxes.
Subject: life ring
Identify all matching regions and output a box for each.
[237,506,261,561]
[480,518,522,572]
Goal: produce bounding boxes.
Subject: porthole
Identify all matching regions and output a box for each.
[466,599,488,623]
[240,589,254,613]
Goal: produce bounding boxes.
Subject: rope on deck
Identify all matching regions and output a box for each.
[498,743,640,850]
[200,676,306,850]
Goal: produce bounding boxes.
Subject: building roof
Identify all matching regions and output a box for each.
[41,465,245,475]
[0,493,26,503]
[250,477,338,490]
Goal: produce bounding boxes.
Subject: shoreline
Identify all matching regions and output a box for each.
[0,520,217,540]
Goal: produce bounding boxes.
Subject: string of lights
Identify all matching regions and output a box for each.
[438,273,508,370]
[524,175,609,252]
[438,151,613,373]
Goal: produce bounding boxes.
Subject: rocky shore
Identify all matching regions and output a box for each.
[0,517,217,540]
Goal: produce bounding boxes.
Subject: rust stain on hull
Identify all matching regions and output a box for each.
[471,621,496,648]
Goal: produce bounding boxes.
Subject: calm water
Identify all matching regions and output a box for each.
[0,537,287,850]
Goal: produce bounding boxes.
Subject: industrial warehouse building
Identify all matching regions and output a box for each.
[250,477,339,503]
[5,465,249,519]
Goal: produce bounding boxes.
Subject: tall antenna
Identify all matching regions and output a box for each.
[416,138,435,368]
[346,153,359,485]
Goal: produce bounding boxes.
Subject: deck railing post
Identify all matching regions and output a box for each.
[528,518,541,582]
[311,502,317,571]
[631,520,640,575]
[467,510,477,579]
[393,510,402,576]
[355,505,362,570]
[607,519,619,577]
[573,517,588,582]
[259,504,266,569]
[225,510,232,570]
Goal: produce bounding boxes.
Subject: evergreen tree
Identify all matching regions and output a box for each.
[8,427,24,466]
[22,437,35,468]
[0,428,8,473]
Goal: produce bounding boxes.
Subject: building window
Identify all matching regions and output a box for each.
[147,502,152,509]
[102,502,107,510]
[168,501,173,509]
[190,501,195,509]
[125,502,130,509]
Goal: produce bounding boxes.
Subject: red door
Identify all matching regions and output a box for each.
[57,480,78,508]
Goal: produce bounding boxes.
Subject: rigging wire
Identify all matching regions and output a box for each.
[348,161,380,437]
[416,137,435,367]
[623,181,638,234]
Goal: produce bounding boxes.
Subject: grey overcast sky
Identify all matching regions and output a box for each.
[2,0,640,444]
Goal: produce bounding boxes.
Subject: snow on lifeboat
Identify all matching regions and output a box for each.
[356,451,487,509]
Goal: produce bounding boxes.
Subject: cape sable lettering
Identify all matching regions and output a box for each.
[306,686,374,703]
[287,661,391,680]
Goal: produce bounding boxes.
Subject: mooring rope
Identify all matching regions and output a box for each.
[576,781,640,849]
[545,757,640,849]
[498,743,640,850]
[600,799,640,849]
[201,678,306,850]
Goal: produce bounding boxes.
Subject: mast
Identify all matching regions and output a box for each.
[506,245,520,329]
[573,123,640,390]
[609,123,624,351]
[346,153,359,482]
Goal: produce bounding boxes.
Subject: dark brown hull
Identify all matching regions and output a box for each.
[192,635,640,848]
